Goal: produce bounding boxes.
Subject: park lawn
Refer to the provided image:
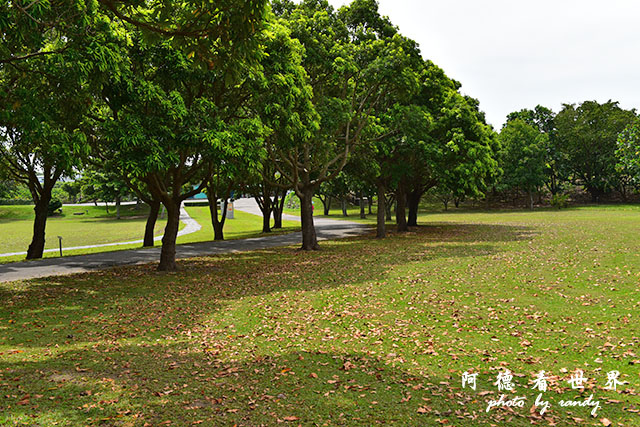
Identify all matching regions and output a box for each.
[0,206,639,426]
[0,205,299,264]
[178,206,300,245]
[284,197,377,221]
[0,205,170,260]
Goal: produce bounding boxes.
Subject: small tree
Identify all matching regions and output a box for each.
[615,122,640,198]
[499,119,547,209]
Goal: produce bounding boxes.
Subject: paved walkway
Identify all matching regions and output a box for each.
[0,199,369,283]
[0,204,201,258]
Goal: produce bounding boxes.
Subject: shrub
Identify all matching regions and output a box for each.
[47,199,63,216]
[550,193,569,209]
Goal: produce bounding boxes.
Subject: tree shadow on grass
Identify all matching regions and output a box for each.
[0,223,634,425]
[0,223,535,351]
[0,343,598,427]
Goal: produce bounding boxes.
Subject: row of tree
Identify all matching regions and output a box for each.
[3,0,639,271]
[499,102,640,208]
[1,0,499,270]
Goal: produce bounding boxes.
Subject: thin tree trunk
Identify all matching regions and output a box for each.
[143,200,160,247]
[407,190,421,227]
[26,194,51,260]
[376,182,386,239]
[321,195,331,216]
[529,190,534,210]
[158,200,181,271]
[341,198,348,216]
[300,186,319,250]
[262,197,272,234]
[213,199,228,241]
[273,191,285,229]
[256,193,272,233]
[368,195,373,215]
[385,197,393,221]
[207,193,227,241]
[105,201,110,214]
[116,196,121,220]
[396,184,408,233]
[359,192,366,219]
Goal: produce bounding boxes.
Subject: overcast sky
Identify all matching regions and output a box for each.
[325,0,640,128]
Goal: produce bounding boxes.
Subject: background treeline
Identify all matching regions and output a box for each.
[493,102,640,210]
[2,0,640,271]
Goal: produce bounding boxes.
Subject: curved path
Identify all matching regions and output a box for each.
[0,204,201,258]
[0,199,369,283]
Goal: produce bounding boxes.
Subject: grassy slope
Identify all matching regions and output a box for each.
[0,205,300,263]
[0,205,176,263]
[0,206,639,426]
[177,206,300,245]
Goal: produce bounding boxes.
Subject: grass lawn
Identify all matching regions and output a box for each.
[177,206,300,245]
[1,206,639,426]
[0,205,171,260]
[0,204,300,263]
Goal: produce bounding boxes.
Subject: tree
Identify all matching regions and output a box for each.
[244,21,313,234]
[1,1,91,64]
[615,122,640,198]
[78,168,131,218]
[498,119,547,209]
[99,32,265,270]
[382,63,497,231]
[506,105,564,195]
[272,0,422,249]
[61,181,82,204]
[0,25,118,258]
[555,101,637,202]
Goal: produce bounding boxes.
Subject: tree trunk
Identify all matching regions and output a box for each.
[359,192,366,219]
[116,196,121,220]
[209,197,227,241]
[321,196,331,216]
[407,190,421,227]
[528,190,534,210]
[376,182,386,239]
[396,184,408,232]
[300,186,319,250]
[213,205,226,241]
[385,196,393,221]
[105,201,110,214]
[26,194,51,260]
[273,192,285,229]
[256,195,272,233]
[368,195,373,215]
[443,200,449,211]
[143,200,160,247]
[341,198,348,216]
[158,200,181,271]
[273,208,282,229]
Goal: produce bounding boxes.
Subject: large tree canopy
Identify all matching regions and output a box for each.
[272,0,423,249]
[0,11,126,259]
[555,101,637,202]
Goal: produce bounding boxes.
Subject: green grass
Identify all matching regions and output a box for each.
[0,204,300,263]
[177,206,300,245]
[1,206,639,426]
[0,205,170,259]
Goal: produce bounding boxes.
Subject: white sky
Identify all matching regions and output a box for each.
[326,0,640,128]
